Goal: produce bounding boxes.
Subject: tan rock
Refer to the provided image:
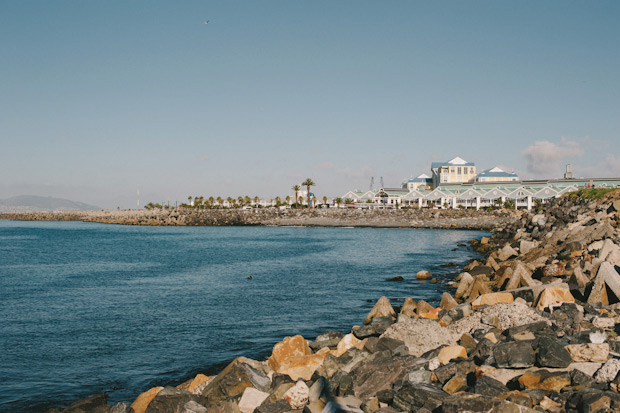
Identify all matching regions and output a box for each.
[284,381,310,409]
[476,366,524,386]
[498,244,518,261]
[440,293,458,311]
[416,299,434,315]
[588,262,620,305]
[471,292,514,309]
[363,296,396,325]
[416,270,433,280]
[130,386,164,413]
[505,262,539,290]
[536,287,575,311]
[484,333,498,343]
[539,396,562,410]
[419,308,440,320]
[466,277,492,301]
[187,374,212,394]
[443,373,467,394]
[400,297,417,318]
[238,387,270,413]
[517,370,571,392]
[438,345,467,365]
[486,256,500,271]
[268,335,328,380]
[565,343,609,363]
[332,333,367,358]
[571,267,589,288]
[454,272,474,299]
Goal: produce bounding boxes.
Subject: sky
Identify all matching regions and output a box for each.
[1,1,619,208]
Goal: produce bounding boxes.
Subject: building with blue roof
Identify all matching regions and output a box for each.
[476,166,519,183]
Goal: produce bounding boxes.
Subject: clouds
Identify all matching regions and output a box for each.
[521,138,583,176]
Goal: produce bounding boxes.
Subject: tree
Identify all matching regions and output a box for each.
[275,196,282,206]
[322,196,327,206]
[188,196,193,208]
[292,185,301,208]
[208,196,215,208]
[285,195,291,205]
[334,197,343,207]
[302,178,316,208]
[226,197,233,208]
[253,196,259,206]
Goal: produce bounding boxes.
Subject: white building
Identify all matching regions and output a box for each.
[431,157,477,188]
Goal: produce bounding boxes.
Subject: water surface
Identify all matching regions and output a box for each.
[0,220,486,411]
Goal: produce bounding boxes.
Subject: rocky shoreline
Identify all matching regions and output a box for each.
[45,191,620,412]
[1,208,516,230]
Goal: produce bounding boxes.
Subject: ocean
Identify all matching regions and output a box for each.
[0,220,487,411]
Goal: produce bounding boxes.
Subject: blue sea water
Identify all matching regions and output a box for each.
[0,220,487,411]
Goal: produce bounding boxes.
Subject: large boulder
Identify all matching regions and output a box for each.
[565,343,610,363]
[349,351,426,400]
[588,262,620,305]
[267,335,329,380]
[471,292,514,309]
[380,318,457,357]
[145,387,207,413]
[200,358,270,405]
[131,387,164,413]
[535,287,575,311]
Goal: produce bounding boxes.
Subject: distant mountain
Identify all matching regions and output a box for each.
[0,195,100,212]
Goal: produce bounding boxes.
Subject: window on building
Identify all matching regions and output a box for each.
[470,167,474,174]
[457,167,462,175]
[450,167,455,173]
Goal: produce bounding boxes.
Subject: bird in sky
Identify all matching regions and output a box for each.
[204,20,209,24]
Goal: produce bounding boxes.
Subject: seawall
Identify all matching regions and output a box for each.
[1,208,518,230]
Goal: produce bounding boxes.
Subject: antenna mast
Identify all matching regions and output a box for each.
[380,176,385,188]
[369,177,374,191]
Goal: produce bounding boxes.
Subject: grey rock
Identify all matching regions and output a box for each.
[309,331,345,351]
[146,387,206,413]
[594,359,620,383]
[474,375,508,397]
[493,341,535,368]
[407,368,432,385]
[391,383,448,412]
[536,336,572,368]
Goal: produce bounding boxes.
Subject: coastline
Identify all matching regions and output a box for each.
[0,208,518,230]
[29,191,620,412]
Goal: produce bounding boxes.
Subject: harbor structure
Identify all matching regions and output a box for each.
[342,158,620,210]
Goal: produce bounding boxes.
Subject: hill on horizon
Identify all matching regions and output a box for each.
[0,195,100,212]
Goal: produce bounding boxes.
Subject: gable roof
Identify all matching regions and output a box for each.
[477,167,519,178]
[431,156,475,169]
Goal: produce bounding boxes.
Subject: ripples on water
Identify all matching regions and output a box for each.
[0,220,487,411]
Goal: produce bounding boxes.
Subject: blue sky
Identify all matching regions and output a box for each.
[1,1,618,208]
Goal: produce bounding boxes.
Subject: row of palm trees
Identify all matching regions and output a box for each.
[144,178,322,210]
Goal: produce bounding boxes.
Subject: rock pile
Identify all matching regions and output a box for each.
[49,191,620,412]
[2,207,516,229]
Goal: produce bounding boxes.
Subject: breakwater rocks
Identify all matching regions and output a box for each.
[1,208,516,229]
[47,192,620,412]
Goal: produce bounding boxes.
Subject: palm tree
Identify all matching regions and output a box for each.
[302,178,315,208]
[208,196,215,208]
[253,196,259,206]
[275,196,281,206]
[188,196,193,208]
[334,197,343,208]
[227,197,233,208]
[238,196,244,206]
[292,185,301,208]
[322,196,327,206]
[285,195,291,205]
[217,197,223,208]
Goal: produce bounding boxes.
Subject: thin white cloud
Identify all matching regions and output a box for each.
[521,138,583,177]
